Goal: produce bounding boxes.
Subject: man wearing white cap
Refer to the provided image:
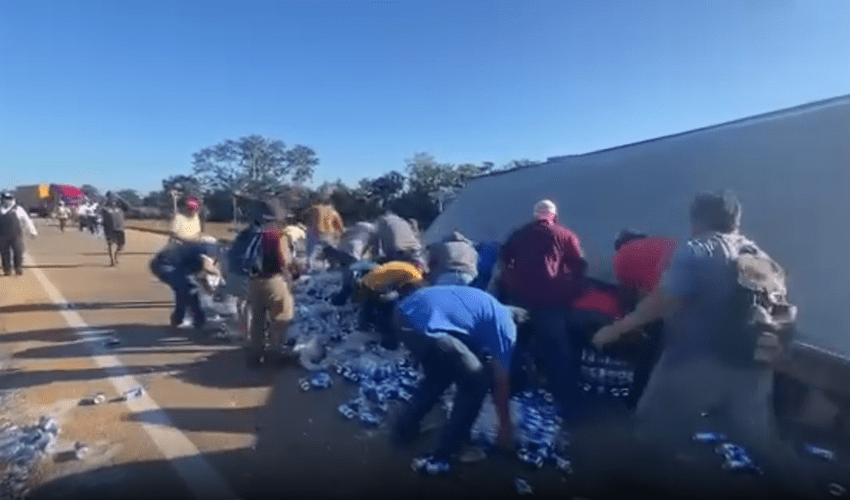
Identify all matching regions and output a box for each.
[498,199,587,421]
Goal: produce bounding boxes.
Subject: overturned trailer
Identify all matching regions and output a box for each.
[424,94,850,435]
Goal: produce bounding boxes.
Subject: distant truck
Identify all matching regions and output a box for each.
[14,184,51,217]
[14,184,86,217]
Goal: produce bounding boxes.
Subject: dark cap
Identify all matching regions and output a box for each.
[259,198,287,223]
[614,229,648,251]
[689,190,741,233]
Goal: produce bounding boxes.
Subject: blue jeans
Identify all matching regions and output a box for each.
[359,292,397,348]
[151,261,204,327]
[393,327,490,460]
[433,271,475,286]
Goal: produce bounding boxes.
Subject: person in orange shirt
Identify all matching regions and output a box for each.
[302,194,344,271]
[353,261,425,349]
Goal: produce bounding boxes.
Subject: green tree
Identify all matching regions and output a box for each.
[116,189,141,206]
[191,135,318,200]
[141,191,162,207]
[80,184,102,202]
[404,153,491,194]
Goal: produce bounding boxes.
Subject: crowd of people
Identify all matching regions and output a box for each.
[4,183,814,496]
[163,188,812,498]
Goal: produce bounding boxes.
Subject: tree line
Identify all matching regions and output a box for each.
[98,135,538,230]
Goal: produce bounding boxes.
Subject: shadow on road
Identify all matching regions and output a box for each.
[0,301,174,314]
[1,323,270,391]
[22,264,111,270]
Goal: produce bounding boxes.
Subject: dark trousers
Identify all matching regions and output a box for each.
[330,257,375,306]
[0,237,24,275]
[565,309,665,411]
[509,308,580,420]
[359,294,397,348]
[151,262,205,327]
[394,334,491,460]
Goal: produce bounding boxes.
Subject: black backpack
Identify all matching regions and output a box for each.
[718,241,797,367]
[228,225,265,278]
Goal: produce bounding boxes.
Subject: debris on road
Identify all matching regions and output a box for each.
[691,431,727,444]
[714,443,762,475]
[121,387,144,401]
[411,455,451,476]
[81,392,106,406]
[103,337,121,348]
[0,416,60,500]
[73,441,89,460]
[514,477,534,495]
[828,483,847,497]
[802,443,836,462]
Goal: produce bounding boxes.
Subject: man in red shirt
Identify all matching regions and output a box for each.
[499,199,587,420]
[246,199,297,367]
[597,230,678,408]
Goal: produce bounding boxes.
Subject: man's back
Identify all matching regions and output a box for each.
[257,224,288,279]
[360,261,422,292]
[660,232,756,365]
[429,238,478,277]
[339,221,376,260]
[397,286,516,370]
[614,236,678,294]
[304,204,343,235]
[374,213,421,255]
[101,205,126,232]
[500,219,585,307]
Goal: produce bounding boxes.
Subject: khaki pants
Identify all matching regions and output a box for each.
[248,276,294,350]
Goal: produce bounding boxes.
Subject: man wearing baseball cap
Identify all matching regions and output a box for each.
[169,195,203,244]
[497,199,588,421]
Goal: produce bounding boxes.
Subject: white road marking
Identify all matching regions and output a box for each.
[24,251,241,500]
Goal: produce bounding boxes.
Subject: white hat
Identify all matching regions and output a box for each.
[533,199,557,217]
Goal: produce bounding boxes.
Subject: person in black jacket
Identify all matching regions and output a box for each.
[101,192,131,267]
[0,191,38,277]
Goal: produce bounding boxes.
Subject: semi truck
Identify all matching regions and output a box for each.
[14,184,87,217]
[14,184,52,217]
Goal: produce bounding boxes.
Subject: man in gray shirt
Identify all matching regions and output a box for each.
[101,192,130,267]
[592,191,819,499]
[427,231,479,286]
[369,211,425,268]
[325,221,379,306]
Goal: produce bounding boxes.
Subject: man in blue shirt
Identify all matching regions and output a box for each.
[391,286,520,464]
[150,241,223,330]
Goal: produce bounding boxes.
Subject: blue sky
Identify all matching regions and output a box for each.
[1,0,848,195]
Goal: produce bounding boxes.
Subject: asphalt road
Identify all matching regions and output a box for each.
[1,220,848,500]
